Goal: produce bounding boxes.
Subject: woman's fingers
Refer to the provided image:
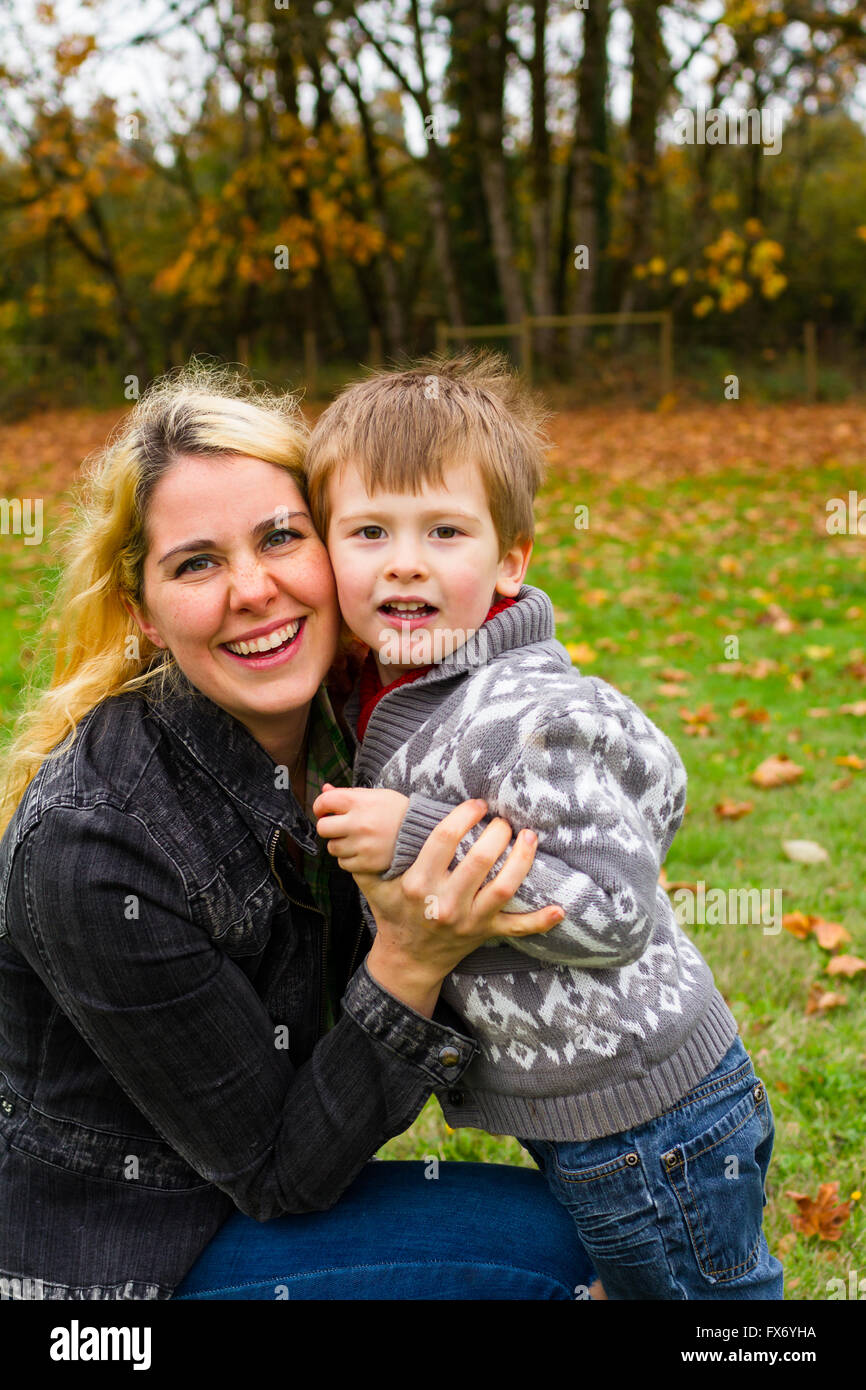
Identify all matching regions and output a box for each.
[487,904,564,938]
[444,815,517,901]
[402,799,489,888]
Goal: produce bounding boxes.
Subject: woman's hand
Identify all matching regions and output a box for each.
[356,800,564,1016]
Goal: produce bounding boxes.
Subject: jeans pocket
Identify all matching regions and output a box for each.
[547,1145,659,1268]
[661,1079,773,1285]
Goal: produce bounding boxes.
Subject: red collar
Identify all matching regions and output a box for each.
[356,596,516,741]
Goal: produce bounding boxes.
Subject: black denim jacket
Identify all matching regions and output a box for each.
[0,672,478,1300]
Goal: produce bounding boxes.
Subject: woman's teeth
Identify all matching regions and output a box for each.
[225,619,301,656]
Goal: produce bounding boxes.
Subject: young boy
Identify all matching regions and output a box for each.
[307,354,783,1301]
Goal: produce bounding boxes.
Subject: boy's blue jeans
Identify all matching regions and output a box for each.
[520,1036,785,1300]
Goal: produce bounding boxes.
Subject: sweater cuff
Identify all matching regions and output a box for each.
[342,958,479,1085]
[385,793,481,880]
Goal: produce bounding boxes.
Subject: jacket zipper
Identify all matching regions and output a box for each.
[269,825,330,1038]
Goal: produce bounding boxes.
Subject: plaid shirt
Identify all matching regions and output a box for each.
[301,684,356,1030]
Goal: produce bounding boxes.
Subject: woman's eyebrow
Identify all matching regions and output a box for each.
[158,512,310,566]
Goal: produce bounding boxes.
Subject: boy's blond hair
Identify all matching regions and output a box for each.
[305,351,548,554]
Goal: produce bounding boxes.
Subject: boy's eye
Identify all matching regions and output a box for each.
[357,525,385,540]
[432,525,460,539]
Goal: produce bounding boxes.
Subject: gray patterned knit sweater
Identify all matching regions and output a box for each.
[345,585,738,1141]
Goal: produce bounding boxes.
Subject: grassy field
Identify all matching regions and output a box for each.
[1,399,864,1300]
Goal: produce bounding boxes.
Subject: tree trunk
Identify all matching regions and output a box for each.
[615,0,669,344]
[529,0,554,365]
[568,0,612,354]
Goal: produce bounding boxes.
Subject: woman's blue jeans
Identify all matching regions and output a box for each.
[171,1160,596,1299]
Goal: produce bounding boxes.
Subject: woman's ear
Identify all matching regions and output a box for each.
[122,595,166,650]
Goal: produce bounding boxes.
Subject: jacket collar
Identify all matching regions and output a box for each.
[141,662,321,855]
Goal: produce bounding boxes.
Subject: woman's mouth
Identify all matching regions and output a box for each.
[378,602,438,629]
[220,617,306,667]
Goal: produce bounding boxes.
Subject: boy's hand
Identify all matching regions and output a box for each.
[313,783,410,873]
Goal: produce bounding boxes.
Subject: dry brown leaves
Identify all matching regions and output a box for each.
[785,1183,851,1240]
[750,754,804,788]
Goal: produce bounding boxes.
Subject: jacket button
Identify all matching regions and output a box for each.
[438,1046,461,1068]
[0,1098,14,1116]
[662,1149,679,1169]
[625,1152,639,1166]
[753,1083,764,1102]
[448,1090,464,1106]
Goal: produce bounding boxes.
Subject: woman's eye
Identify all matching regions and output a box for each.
[176,555,214,576]
[265,528,302,547]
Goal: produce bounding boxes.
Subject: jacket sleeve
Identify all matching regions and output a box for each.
[10,803,477,1222]
[385,692,687,968]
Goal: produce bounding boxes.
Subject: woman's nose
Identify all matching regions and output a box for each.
[227,557,282,607]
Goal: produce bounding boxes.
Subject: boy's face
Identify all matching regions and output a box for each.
[326,457,532,679]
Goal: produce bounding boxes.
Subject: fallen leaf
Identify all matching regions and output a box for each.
[830,776,853,791]
[807,707,831,719]
[840,701,866,716]
[783,911,818,939]
[834,754,865,769]
[786,1183,851,1240]
[715,800,754,820]
[805,982,848,1015]
[775,1232,797,1258]
[659,666,690,682]
[812,920,852,951]
[658,682,688,697]
[825,954,866,977]
[782,839,829,864]
[751,754,804,788]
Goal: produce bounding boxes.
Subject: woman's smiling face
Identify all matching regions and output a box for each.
[129,453,341,761]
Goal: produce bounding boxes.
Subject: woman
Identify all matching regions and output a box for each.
[0,363,594,1300]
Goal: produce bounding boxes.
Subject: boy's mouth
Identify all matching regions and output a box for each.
[378,601,438,627]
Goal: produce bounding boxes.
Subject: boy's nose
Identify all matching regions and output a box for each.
[384,549,427,581]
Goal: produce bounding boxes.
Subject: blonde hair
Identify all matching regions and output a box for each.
[305,351,549,553]
[0,360,309,834]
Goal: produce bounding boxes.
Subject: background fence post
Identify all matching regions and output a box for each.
[804,321,817,403]
[660,312,673,396]
[303,328,317,396]
[521,316,533,385]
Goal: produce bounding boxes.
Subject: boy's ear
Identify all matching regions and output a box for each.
[122,595,167,650]
[495,537,533,597]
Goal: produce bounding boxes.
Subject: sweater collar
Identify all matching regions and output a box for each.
[355,587,554,740]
